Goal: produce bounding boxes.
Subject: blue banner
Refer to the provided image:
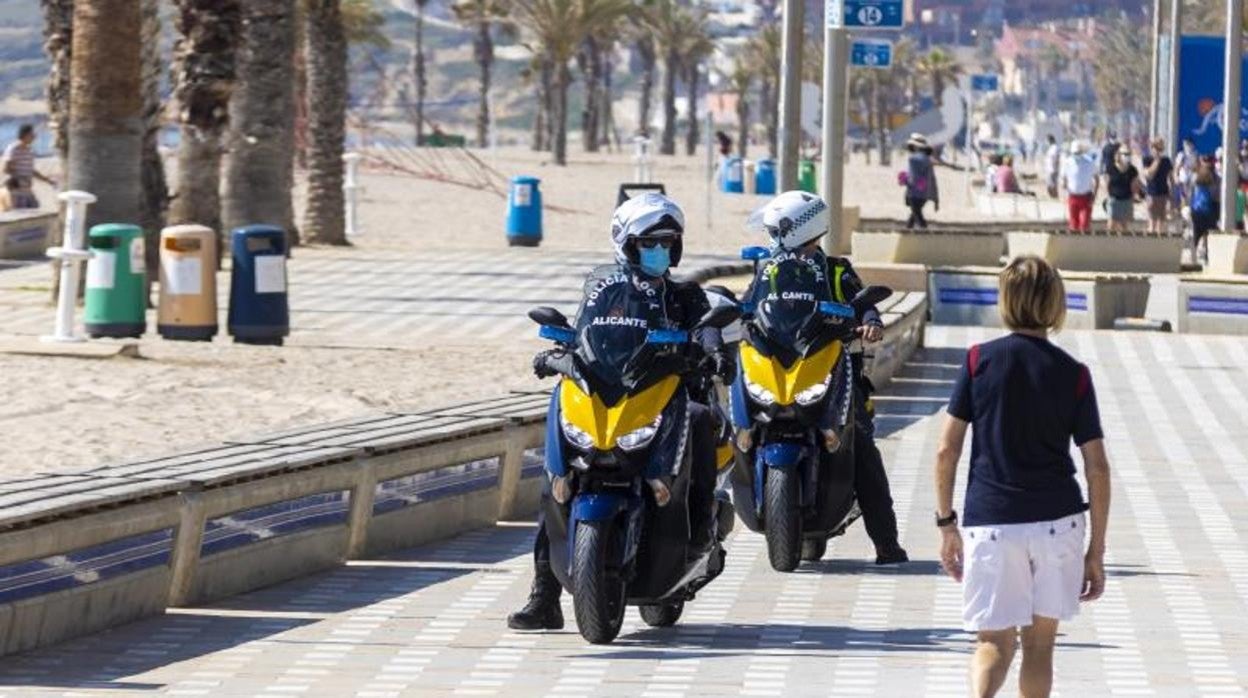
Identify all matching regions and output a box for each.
[1178,36,1248,155]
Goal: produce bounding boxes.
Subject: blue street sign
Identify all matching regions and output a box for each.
[850,39,893,68]
[842,0,904,29]
[971,74,1000,92]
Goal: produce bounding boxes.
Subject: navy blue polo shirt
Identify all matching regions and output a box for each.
[947,333,1103,526]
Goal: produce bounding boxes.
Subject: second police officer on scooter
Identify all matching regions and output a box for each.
[741,190,908,565]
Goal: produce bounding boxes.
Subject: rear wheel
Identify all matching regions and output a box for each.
[639,601,684,627]
[571,520,626,644]
[801,537,828,561]
[764,468,802,572]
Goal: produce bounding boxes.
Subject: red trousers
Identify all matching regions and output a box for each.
[1068,193,1093,231]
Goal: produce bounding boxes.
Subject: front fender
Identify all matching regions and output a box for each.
[567,492,643,578]
[761,442,803,468]
[571,493,630,522]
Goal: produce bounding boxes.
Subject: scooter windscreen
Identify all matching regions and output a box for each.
[747,250,836,358]
[573,273,674,400]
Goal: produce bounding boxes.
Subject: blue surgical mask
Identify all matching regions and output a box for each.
[638,245,671,277]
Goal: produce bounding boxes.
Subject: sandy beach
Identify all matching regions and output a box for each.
[1,147,992,477]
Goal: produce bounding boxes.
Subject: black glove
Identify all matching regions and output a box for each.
[532,349,561,379]
[712,349,737,384]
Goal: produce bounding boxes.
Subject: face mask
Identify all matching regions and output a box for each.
[638,245,671,277]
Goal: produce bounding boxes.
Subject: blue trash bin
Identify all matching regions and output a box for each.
[228,225,289,346]
[754,159,777,195]
[720,157,744,193]
[506,176,542,247]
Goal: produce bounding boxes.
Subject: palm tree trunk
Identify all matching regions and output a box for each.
[601,49,616,151]
[933,73,944,106]
[761,78,777,158]
[735,88,749,158]
[582,37,603,153]
[532,56,551,151]
[223,0,297,242]
[660,46,678,155]
[474,18,493,148]
[68,0,143,230]
[41,0,73,277]
[304,0,348,244]
[139,0,168,277]
[638,37,656,137]
[169,0,241,250]
[413,0,427,144]
[553,60,570,166]
[684,61,699,156]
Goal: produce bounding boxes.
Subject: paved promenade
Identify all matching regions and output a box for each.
[0,327,1245,696]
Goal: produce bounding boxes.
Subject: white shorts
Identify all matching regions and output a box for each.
[962,513,1086,632]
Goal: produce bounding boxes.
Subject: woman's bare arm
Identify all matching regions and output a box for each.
[935,415,969,518]
[1080,438,1111,557]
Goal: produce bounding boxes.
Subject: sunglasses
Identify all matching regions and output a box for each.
[637,238,676,249]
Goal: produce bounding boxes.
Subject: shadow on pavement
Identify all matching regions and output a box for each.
[803,558,944,577]
[585,623,968,660]
[872,345,963,440]
[0,613,312,691]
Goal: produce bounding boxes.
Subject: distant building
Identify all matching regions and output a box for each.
[994,22,1098,110]
[909,0,1141,44]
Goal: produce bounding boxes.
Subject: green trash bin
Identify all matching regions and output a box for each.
[84,223,147,338]
[798,160,817,194]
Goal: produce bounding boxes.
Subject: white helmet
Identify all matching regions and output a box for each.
[748,190,829,250]
[610,192,685,267]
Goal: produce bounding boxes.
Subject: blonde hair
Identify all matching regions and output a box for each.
[998,255,1066,332]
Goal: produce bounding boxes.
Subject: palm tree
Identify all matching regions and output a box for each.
[682,19,714,157]
[512,0,633,165]
[169,0,240,245]
[303,0,349,244]
[746,25,781,158]
[724,56,752,158]
[67,0,143,230]
[634,31,657,138]
[222,0,298,241]
[641,0,687,156]
[140,0,168,275]
[40,0,73,181]
[412,0,429,144]
[915,47,962,107]
[453,0,510,148]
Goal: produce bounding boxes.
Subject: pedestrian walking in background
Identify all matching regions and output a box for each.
[1099,131,1120,176]
[934,255,1111,698]
[1043,135,1061,198]
[2,124,54,210]
[903,133,939,229]
[1174,137,1197,207]
[1189,160,1220,266]
[1061,141,1098,233]
[1142,139,1175,234]
[1104,145,1142,232]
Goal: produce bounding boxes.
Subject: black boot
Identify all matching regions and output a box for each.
[507,564,564,631]
[874,544,909,566]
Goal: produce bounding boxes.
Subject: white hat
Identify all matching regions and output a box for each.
[906,133,930,149]
[1069,140,1087,155]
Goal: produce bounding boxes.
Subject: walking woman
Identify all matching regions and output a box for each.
[933,256,1111,698]
[903,133,939,229]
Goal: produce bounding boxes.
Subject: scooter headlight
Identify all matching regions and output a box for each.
[744,375,777,406]
[559,412,596,451]
[795,379,830,406]
[617,413,663,452]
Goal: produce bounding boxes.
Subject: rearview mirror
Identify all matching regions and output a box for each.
[704,284,739,303]
[697,303,742,330]
[851,285,893,314]
[740,246,770,261]
[528,306,571,330]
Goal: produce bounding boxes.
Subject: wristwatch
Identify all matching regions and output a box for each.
[935,510,958,528]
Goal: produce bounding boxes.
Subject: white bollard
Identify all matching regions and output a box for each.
[43,190,97,343]
[343,152,364,238]
[633,137,652,184]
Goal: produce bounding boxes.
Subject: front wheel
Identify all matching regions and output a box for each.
[639,601,684,627]
[764,468,802,572]
[571,520,626,644]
